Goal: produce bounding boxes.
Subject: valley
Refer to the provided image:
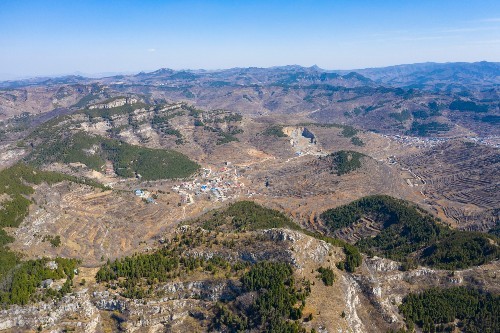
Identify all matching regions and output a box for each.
[0,63,498,333]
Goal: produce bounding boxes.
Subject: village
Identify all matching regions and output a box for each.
[384,134,500,149]
[383,134,447,148]
[171,162,247,205]
[466,135,500,148]
[133,188,157,204]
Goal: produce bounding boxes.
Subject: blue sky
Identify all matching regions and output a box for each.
[0,0,499,79]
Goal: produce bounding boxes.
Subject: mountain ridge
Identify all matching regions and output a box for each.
[2,61,498,90]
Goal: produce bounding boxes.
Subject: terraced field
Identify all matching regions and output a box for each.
[9,181,212,266]
[399,141,499,231]
[243,153,421,233]
[333,217,383,243]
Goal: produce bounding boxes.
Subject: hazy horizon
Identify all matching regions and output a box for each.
[1,60,499,82]
[1,0,499,80]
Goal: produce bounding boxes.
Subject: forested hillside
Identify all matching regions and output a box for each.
[0,164,102,307]
[399,287,499,333]
[191,201,362,272]
[27,132,200,180]
[321,195,498,268]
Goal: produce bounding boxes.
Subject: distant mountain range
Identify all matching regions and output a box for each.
[346,61,500,91]
[1,61,498,92]
[1,61,498,137]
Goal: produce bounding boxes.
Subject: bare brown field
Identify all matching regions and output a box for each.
[399,140,499,231]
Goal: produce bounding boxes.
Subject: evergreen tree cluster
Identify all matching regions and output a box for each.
[350,136,365,146]
[185,107,244,145]
[409,121,450,136]
[324,150,365,176]
[399,287,499,333]
[197,201,363,272]
[481,115,500,125]
[320,195,498,268]
[341,126,359,137]
[389,110,412,122]
[0,164,104,284]
[96,228,248,299]
[263,125,287,137]
[421,232,499,269]
[27,131,199,180]
[0,258,78,307]
[200,201,302,232]
[0,163,104,229]
[150,110,185,141]
[316,267,335,286]
[449,100,489,113]
[202,125,242,145]
[213,261,310,333]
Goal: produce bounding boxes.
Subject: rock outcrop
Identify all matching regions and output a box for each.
[89,97,138,109]
[0,289,100,332]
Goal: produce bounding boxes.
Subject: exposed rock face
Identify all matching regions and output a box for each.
[93,291,128,312]
[342,275,367,333]
[261,228,303,243]
[93,290,218,331]
[282,126,323,156]
[1,229,497,332]
[159,279,240,302]
[348,256,500,331]
[302,127,316,143]
[264,228,333,266]
[0,289,100,332]
[0,229,335,332]
[122,299,212,331]
[89,97,138,109]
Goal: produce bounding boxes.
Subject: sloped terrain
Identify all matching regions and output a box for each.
[351,61,500,91]
[320,195,498,269]
[399,141,500,232]
[1,201,498,332]
[2,63,499,138]
[0,64,498,332]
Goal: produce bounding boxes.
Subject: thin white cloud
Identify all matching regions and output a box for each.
[365,35,453,43]
[441,26,499,33]
[478,17,500,23]
[400,36,448,41]
[471,39,500,45]
[368,30,409,38]
[147,48,156,53]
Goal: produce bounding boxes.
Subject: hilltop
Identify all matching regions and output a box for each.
[1,62,498,139]
[0,63,498,332]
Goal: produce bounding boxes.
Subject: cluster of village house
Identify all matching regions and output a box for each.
[384,134,447,148]
[134,189,156,204]
[467,135,500,148]
[386,134,499,149]
[172,164,245,204]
